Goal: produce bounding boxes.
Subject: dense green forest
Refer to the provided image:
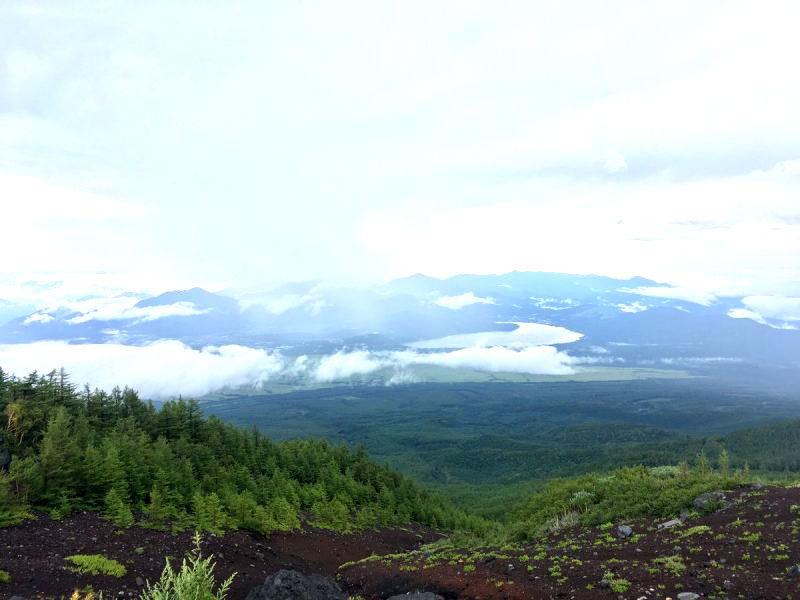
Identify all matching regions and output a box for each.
[0,367,484,533]
[203,380,800,518]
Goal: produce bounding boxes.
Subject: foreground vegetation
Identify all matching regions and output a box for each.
[0,367,485,534]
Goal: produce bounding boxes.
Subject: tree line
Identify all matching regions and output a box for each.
[0,367,487,533]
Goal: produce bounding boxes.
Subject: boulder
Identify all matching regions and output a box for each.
[617,524,633,539]
[245,570,345,600]
[0,447,10,473]
[692,491,725,512]
[676,593,700,600]
[386,594,445,600]
[657,519,683,530]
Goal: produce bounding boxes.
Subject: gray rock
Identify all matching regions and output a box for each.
[245,570,345,600]
[617,524,633,539]
[386,594,444,600]
[10,596,29,600]
[787,564,800,577]
[658,518,682,530]
[677,593,700,600]
[692,491,725,512]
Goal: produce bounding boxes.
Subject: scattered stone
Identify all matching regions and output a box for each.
[723,580,734,590]
[677,593,700,600]
[386,594,444,600]
[9,596,28,600]
[693,491,725,512]
[658,519,683,530]
[617,524,633,539]
[135,577,145,587]
[752,482,765,489]
[786,565,800,578]
[245,570,345,600]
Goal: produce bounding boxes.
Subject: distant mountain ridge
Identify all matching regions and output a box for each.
[1,271,798,368]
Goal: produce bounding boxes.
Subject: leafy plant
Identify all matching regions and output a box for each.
[139,532,235,600]
[0,569,10,583]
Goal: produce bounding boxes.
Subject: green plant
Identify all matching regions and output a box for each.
[679,525,711,538]
[140,532,234,600]
[0,570,10,583]
[66,554,127,577]
[653,555,686,576]
[602,570,630,593]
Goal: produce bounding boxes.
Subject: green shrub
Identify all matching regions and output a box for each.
[66,554,127,577]
[511,465,743,540]
[140,532,235,600]
[0,570,10,583]
[602,571,630,593]
[104,488,134,529]
[310,498,353,532]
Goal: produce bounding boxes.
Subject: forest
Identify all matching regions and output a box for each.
[0,367,485,534]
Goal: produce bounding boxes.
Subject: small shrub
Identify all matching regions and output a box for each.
[463,564,476,573]
[66,554,127,577]
[140,532,235,600]
[679,525,711,538]
[0,570,10,583]
[602,571,630,593]
[653,555,686,576]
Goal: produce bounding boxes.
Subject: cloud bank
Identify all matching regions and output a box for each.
[0,340,283,398]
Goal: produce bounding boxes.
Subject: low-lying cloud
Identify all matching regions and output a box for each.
[620,286,717,306]
[66,299,210,324]
[434,292,495,310]
[0,340,283,398]
[308,345,582,382]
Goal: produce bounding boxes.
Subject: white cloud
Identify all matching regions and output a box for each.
[409,321,582,349]
[620,287,717,306]
[531,297,578,310]
[435,292,495,309]
[67,300,210,324]
[312,350,390,382]
[618,301,648,313]
[0,340,284,398]
[396,345,577,375]
[728,308,769,326]
[23,313,54,325]
[308,344,581,382]
[741,296,800,321]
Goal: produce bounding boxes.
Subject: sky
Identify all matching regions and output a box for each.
[3,0,800,298]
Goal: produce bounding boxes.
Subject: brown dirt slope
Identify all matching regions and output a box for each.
[0,512,435,600]
[339,485,800,599]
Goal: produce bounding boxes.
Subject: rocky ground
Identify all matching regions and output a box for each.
[341,485,800,599]
[3,485,800,599]
[0,512,435,599]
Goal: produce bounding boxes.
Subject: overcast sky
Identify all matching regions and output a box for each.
[2,0,800,297]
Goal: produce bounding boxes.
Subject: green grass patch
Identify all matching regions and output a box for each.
[66,554,127,577]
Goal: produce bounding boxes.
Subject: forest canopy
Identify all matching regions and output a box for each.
[0,367,484,533]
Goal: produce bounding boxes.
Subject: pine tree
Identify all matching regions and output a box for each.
[104,487,134,528]
[719,448,730,478]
